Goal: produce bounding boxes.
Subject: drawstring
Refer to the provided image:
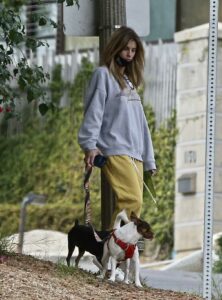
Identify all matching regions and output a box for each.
[130,158,157,205]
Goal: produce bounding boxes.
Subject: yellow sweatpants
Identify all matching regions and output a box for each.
[102,155,143,228]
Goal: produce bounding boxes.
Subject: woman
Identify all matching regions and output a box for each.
[78,26,156,227]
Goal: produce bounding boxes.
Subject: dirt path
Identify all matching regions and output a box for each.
[0,254,203,300]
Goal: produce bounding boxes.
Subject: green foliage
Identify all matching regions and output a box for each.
[0,0,26,11]
[213,237,222,273]
[0,232,10,254]
[0,59,102,236]
[0,202,88,237]
[56,263,98,283]
[50,64,65,105]
[1,0,79,10]
[0,59,94,199]
[0,3,52,116]
[142,106,178,259]
[56,263,79,276]
[0,0,80,118]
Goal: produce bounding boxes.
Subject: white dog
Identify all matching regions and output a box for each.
[97,210,154,287]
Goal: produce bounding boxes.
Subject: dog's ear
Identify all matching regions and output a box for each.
[130,211,138,224]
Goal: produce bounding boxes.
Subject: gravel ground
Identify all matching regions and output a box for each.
[0,254,203,300]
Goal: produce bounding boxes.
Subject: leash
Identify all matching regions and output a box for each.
[83,167,102,242]
[83,167,93,225]
[130,158,157,205]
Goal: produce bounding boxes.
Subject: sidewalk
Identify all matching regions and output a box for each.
[140,268,203,296]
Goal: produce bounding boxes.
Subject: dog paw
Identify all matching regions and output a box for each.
[108,279,117,286]
[135,282,143,288]
[123,280,129,285]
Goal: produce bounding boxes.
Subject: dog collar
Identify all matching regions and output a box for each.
[111,231,136,260]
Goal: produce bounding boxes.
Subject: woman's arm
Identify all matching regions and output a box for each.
[78,68,107,166]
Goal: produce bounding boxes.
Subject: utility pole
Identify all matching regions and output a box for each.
[99,0,126,230]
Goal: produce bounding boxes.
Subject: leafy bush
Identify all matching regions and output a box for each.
[0,58,95,203]
[0,203,92,237]
[0,232,11,255]
[142,106,177,259]
[213,236,222,273]
[0,0,79,116]
[0,58,101,236]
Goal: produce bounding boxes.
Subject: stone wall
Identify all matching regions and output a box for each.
[174,23,222,257]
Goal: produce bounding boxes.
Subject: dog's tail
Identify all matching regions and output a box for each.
[113,209,130,229]
[74,219,79,226]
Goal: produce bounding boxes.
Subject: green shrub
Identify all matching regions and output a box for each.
[0,232,11,255]
[142,106,177,259]
[213,236,222,273]
[0,201,102,237]
[0,58,97,204]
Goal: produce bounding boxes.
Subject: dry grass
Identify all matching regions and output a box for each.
[0,253,203,300]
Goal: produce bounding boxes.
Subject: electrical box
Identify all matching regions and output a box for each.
[178,173,196,195]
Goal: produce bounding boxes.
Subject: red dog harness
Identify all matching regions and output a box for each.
[109,230,136,260]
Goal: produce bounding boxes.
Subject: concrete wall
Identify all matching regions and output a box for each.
[174,23,222,257]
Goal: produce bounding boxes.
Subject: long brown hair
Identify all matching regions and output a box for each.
[102,26,145,89]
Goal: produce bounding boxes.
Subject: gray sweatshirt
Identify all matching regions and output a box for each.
[78,66,156,171]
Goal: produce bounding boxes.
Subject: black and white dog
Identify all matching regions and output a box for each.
[99,210,153,287]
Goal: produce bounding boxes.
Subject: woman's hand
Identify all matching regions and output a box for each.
[84,149,102,169]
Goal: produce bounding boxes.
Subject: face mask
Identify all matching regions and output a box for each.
[115,56,131,67]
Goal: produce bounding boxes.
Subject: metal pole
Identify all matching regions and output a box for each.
[98,0,126,230]
[203,0,219,299]
[17,199,27,254]
[17,193,46,254]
